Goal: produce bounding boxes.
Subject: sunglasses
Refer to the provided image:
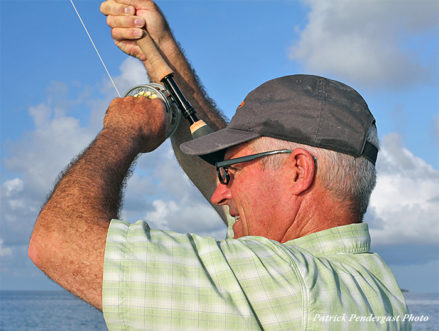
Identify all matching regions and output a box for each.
[215,149,292,185]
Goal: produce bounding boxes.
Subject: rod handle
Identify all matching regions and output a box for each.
[136,31,173,81]
[190,120,214,139]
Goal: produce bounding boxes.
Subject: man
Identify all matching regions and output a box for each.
[29,0,410,330]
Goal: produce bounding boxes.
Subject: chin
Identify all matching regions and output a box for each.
[232,221,244,239]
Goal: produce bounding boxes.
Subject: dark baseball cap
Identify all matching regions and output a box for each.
[180,74,378,165]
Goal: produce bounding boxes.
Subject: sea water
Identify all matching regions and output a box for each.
[0,291,438,330]
[403,292,439,330]
[0,291,106,330]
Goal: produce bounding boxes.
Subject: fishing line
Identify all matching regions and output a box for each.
[68,0,216,151]
[68,0,121,97]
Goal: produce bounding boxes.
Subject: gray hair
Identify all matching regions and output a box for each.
[249,125,379,221]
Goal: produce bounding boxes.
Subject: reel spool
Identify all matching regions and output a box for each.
[125,83,182,138]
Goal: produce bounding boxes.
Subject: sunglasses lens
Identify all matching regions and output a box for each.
[217,167,229,185]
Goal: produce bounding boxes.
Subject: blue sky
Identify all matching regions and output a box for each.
[1,0,438,294]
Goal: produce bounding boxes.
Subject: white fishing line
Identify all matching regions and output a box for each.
[69,0,121,97]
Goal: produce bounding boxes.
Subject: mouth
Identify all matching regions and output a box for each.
[232,214,241,226]
[229,212,241,226]
[230,212,240,220]
[231,214,243,239]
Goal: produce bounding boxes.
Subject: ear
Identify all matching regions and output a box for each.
[288,148,316,195]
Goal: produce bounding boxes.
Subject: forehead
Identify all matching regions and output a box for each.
[224,141,254,160]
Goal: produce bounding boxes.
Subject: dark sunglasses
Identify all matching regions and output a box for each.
[215,149,292,185]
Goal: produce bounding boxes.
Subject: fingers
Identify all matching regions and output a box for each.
[114,40,146,60]
[100,0,167,63]
[107,15,145,40]
[106,15,145,29]
[100,0,135,16]
[112,0,155,10]
[111,27,144,40]
[103,1,146,40]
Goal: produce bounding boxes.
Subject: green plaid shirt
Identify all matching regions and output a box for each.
[103,221,410,330]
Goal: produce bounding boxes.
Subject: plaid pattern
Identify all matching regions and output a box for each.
[103,221,410,330]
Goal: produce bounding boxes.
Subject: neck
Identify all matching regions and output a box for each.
[280,187,355,243]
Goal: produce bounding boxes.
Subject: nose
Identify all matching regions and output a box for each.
[211,183,232,206]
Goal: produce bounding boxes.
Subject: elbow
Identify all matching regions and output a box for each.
[28,210,71,274]
[28,229,42,268]
[28,212,52,269]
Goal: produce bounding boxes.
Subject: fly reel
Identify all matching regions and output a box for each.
[125,83,182,138]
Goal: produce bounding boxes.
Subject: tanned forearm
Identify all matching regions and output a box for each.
[29,97,166,310]
[29,128,140,310]
[43,128,139,223]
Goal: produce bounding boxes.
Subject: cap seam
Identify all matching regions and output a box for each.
[314,78,326,145]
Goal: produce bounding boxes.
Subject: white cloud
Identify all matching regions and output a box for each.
[2,178,24,198]
[1,86,97,254]
[0,239,12,257]
[113,57,150,96]
[121,140,226,239]
[144,199,226,240]
[368,133,439,245]
[290,0,439,88]
[3,108,94,204]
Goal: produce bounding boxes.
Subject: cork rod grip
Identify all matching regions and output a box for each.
[136,31,173,81]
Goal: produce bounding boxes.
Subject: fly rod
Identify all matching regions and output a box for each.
[129,30,214,139]
[69,0,213,140]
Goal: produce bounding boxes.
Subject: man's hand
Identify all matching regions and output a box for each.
[104,96,169,153]
[100,0,173,62]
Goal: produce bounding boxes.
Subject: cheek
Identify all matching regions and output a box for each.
[235,191,269,235]
[230,166,278,235]
[247,181,283,226]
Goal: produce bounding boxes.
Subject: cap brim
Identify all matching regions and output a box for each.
[180,128,260,161]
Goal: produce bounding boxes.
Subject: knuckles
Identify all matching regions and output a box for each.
[106,97,166,126]
[105,96,168,152]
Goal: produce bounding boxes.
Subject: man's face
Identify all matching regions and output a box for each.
[211,142,295,241]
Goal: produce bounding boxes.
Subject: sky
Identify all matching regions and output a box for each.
[1,0,438,296]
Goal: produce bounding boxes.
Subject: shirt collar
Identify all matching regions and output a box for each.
[285,223,371,256]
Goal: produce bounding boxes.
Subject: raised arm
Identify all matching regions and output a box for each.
[28,97,168,310]
[100,0,228,222]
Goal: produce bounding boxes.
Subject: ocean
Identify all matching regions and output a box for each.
[0,291,106,331]
[0,291,437,330]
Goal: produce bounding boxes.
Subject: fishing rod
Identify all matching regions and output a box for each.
[69,0,213,140]
[125,32,214,139]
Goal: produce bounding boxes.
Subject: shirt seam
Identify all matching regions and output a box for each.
[288,258,309,330]
[218,240,264,330]
[119,221,129,331]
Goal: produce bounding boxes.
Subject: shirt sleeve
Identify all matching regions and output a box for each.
[102,219,262,330]
[102,219,304,331]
